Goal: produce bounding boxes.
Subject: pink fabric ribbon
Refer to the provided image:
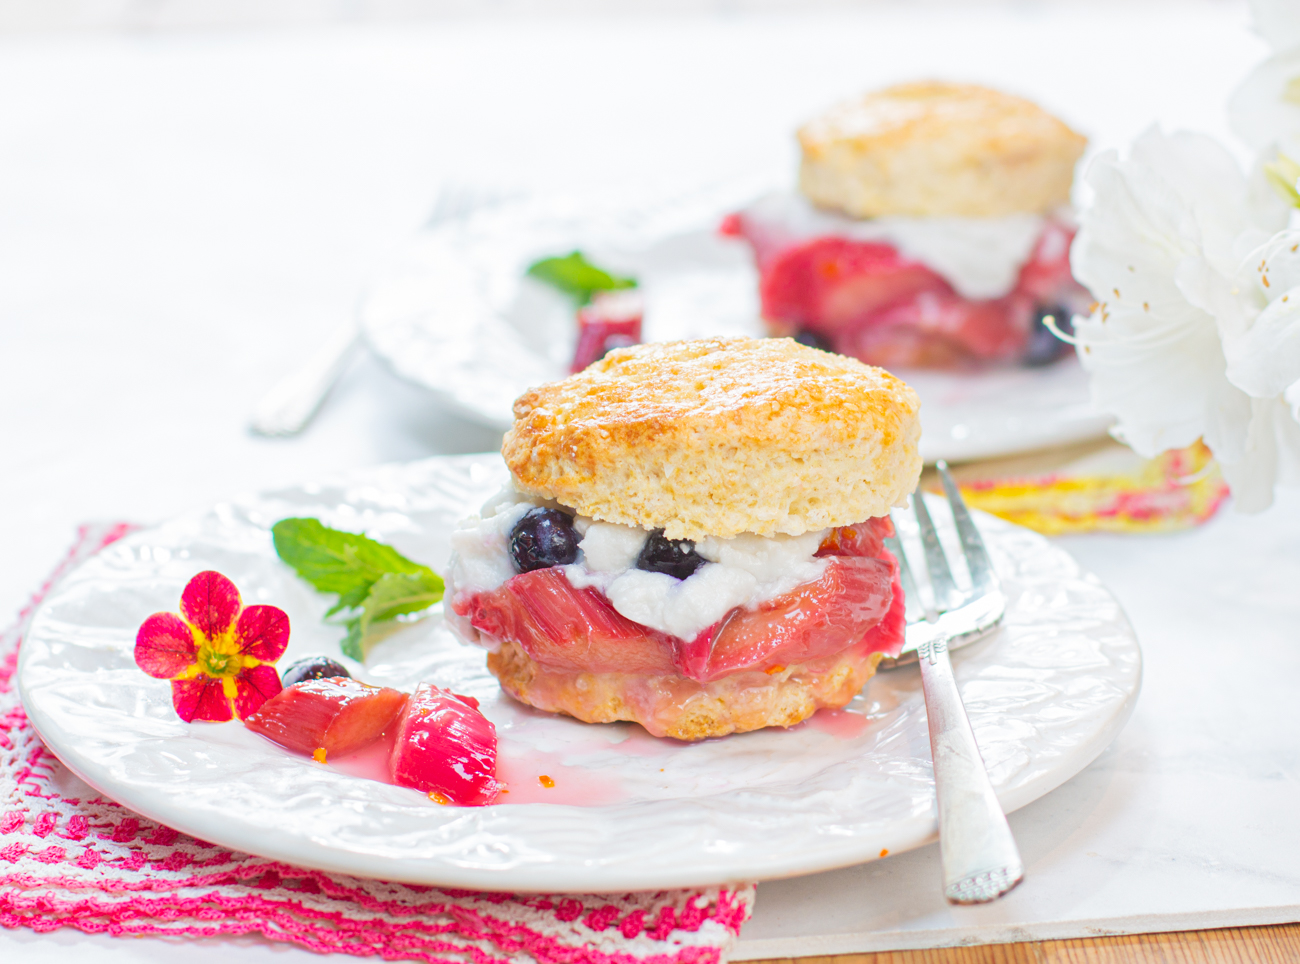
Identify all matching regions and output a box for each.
[0,523,754,963]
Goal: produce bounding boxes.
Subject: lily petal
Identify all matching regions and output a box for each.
[234,604,290,662]
[1218,395,1300,512]
[180,570,242,641]
[135,612,197,679]
[1229,49,1300,151]
[1246,0,1300,51]
[232,664,283,720]
[171,676,233,723]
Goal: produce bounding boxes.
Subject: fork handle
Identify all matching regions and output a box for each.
[917,636,1024,904]
[250,323,362,437]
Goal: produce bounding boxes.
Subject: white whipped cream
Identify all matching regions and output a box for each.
[741,191,1050,300]
[446,489,829,641]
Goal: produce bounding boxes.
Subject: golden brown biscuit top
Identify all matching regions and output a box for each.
[799,81,1082,161]
[502,337,922,540]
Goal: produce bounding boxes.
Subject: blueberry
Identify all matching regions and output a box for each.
[792,329,833,353]
[1023,305,1074,367]
[636,530,706,580]
[281,656,352,688]
[509,507,580,573]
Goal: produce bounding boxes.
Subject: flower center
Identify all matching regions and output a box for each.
[197,645,241,677]
[1285,76,1300,107]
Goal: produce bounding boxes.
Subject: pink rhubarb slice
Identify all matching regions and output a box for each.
[730,212,1084,368]
[457,517,905,683]
[244,677,408,758]
[389,683,501,806]
[674,554,896,681]
[460,567,679,675]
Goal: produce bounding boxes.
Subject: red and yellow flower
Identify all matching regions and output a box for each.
[135,570,289,722]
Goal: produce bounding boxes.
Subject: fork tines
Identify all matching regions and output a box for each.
[889,460,999,625]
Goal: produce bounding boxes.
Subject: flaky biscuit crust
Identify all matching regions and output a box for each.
[502,337,922,541]
[798,81,1087,218]
[488,638,885,741]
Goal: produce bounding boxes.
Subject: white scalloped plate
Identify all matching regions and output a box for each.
[18,455,1141,893]
[359,192,1114,463]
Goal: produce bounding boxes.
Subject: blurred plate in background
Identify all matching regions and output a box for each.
[360,190,1114,462]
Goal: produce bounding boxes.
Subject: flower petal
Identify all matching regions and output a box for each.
[180,571,242,640]
[1247,0,1300,52]
[1229,50,1300,151]
[1217,395,1300,512]
[234,605,290,662]
[231,665,283,720]
[171,676,232,723]
[135,612,197,679]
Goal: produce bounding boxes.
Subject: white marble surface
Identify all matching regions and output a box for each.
[3,3,1298,960]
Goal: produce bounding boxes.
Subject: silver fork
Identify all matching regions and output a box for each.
[883,461,1023,904]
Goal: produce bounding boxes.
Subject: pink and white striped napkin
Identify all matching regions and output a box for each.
[0,523,755,963]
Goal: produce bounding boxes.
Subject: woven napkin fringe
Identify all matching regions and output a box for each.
[1,523,755,964]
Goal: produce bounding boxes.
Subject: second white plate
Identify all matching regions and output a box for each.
[360,192,1114,462]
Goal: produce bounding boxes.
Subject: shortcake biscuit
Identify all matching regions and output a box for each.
[488,639,887,741]
[502,336,922,541]
[798,81,1087,219]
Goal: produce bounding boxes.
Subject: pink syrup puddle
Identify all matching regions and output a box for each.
[328,729,398,783]
[326,732,626,807]
[800,707,871,740]
[495,747,628,806]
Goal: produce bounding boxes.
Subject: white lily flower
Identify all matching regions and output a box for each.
[1246,0,1300,52]
[1229,0,1300,150]
[1229,53,1300,151]
[1071,127,1300,511]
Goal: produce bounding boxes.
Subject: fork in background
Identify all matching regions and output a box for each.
[248,183,513,438]
[885,461,1024,904]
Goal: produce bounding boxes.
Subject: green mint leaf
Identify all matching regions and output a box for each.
[526,251,637,305]
[272,517,444,660]
[272,517,426,611]
[351,571,444,659]
[339,619,364,662]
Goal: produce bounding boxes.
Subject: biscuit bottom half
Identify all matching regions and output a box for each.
[487,637,887,742]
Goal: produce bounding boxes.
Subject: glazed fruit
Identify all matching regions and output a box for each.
[456,519,903,682]
[816,516,894,559]
[635,531,706,580]
[571,290,643,373]
[244,677,408,757]
[389,683,500,805]
[675,555,894,681]
[730,212,1086,369]
[462,567,679,675]
[509,507,580,573]
[280,656,352,688]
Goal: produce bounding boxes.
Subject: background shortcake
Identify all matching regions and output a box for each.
[725,82,1091,369]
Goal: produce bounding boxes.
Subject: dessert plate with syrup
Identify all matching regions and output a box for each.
[19,455,1140,892]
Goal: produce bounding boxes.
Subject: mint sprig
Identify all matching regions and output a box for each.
[526,251,637,305]
[271,518,444,661]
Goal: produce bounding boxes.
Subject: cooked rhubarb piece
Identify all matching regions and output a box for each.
[817,515,895,559]
[244,677,408,758]
[571,290,643,373]
[727,213,1085,369]
[457,517,903,684]
[675,555,895,681]
[461,567,680,676]
[389,683,500,806]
